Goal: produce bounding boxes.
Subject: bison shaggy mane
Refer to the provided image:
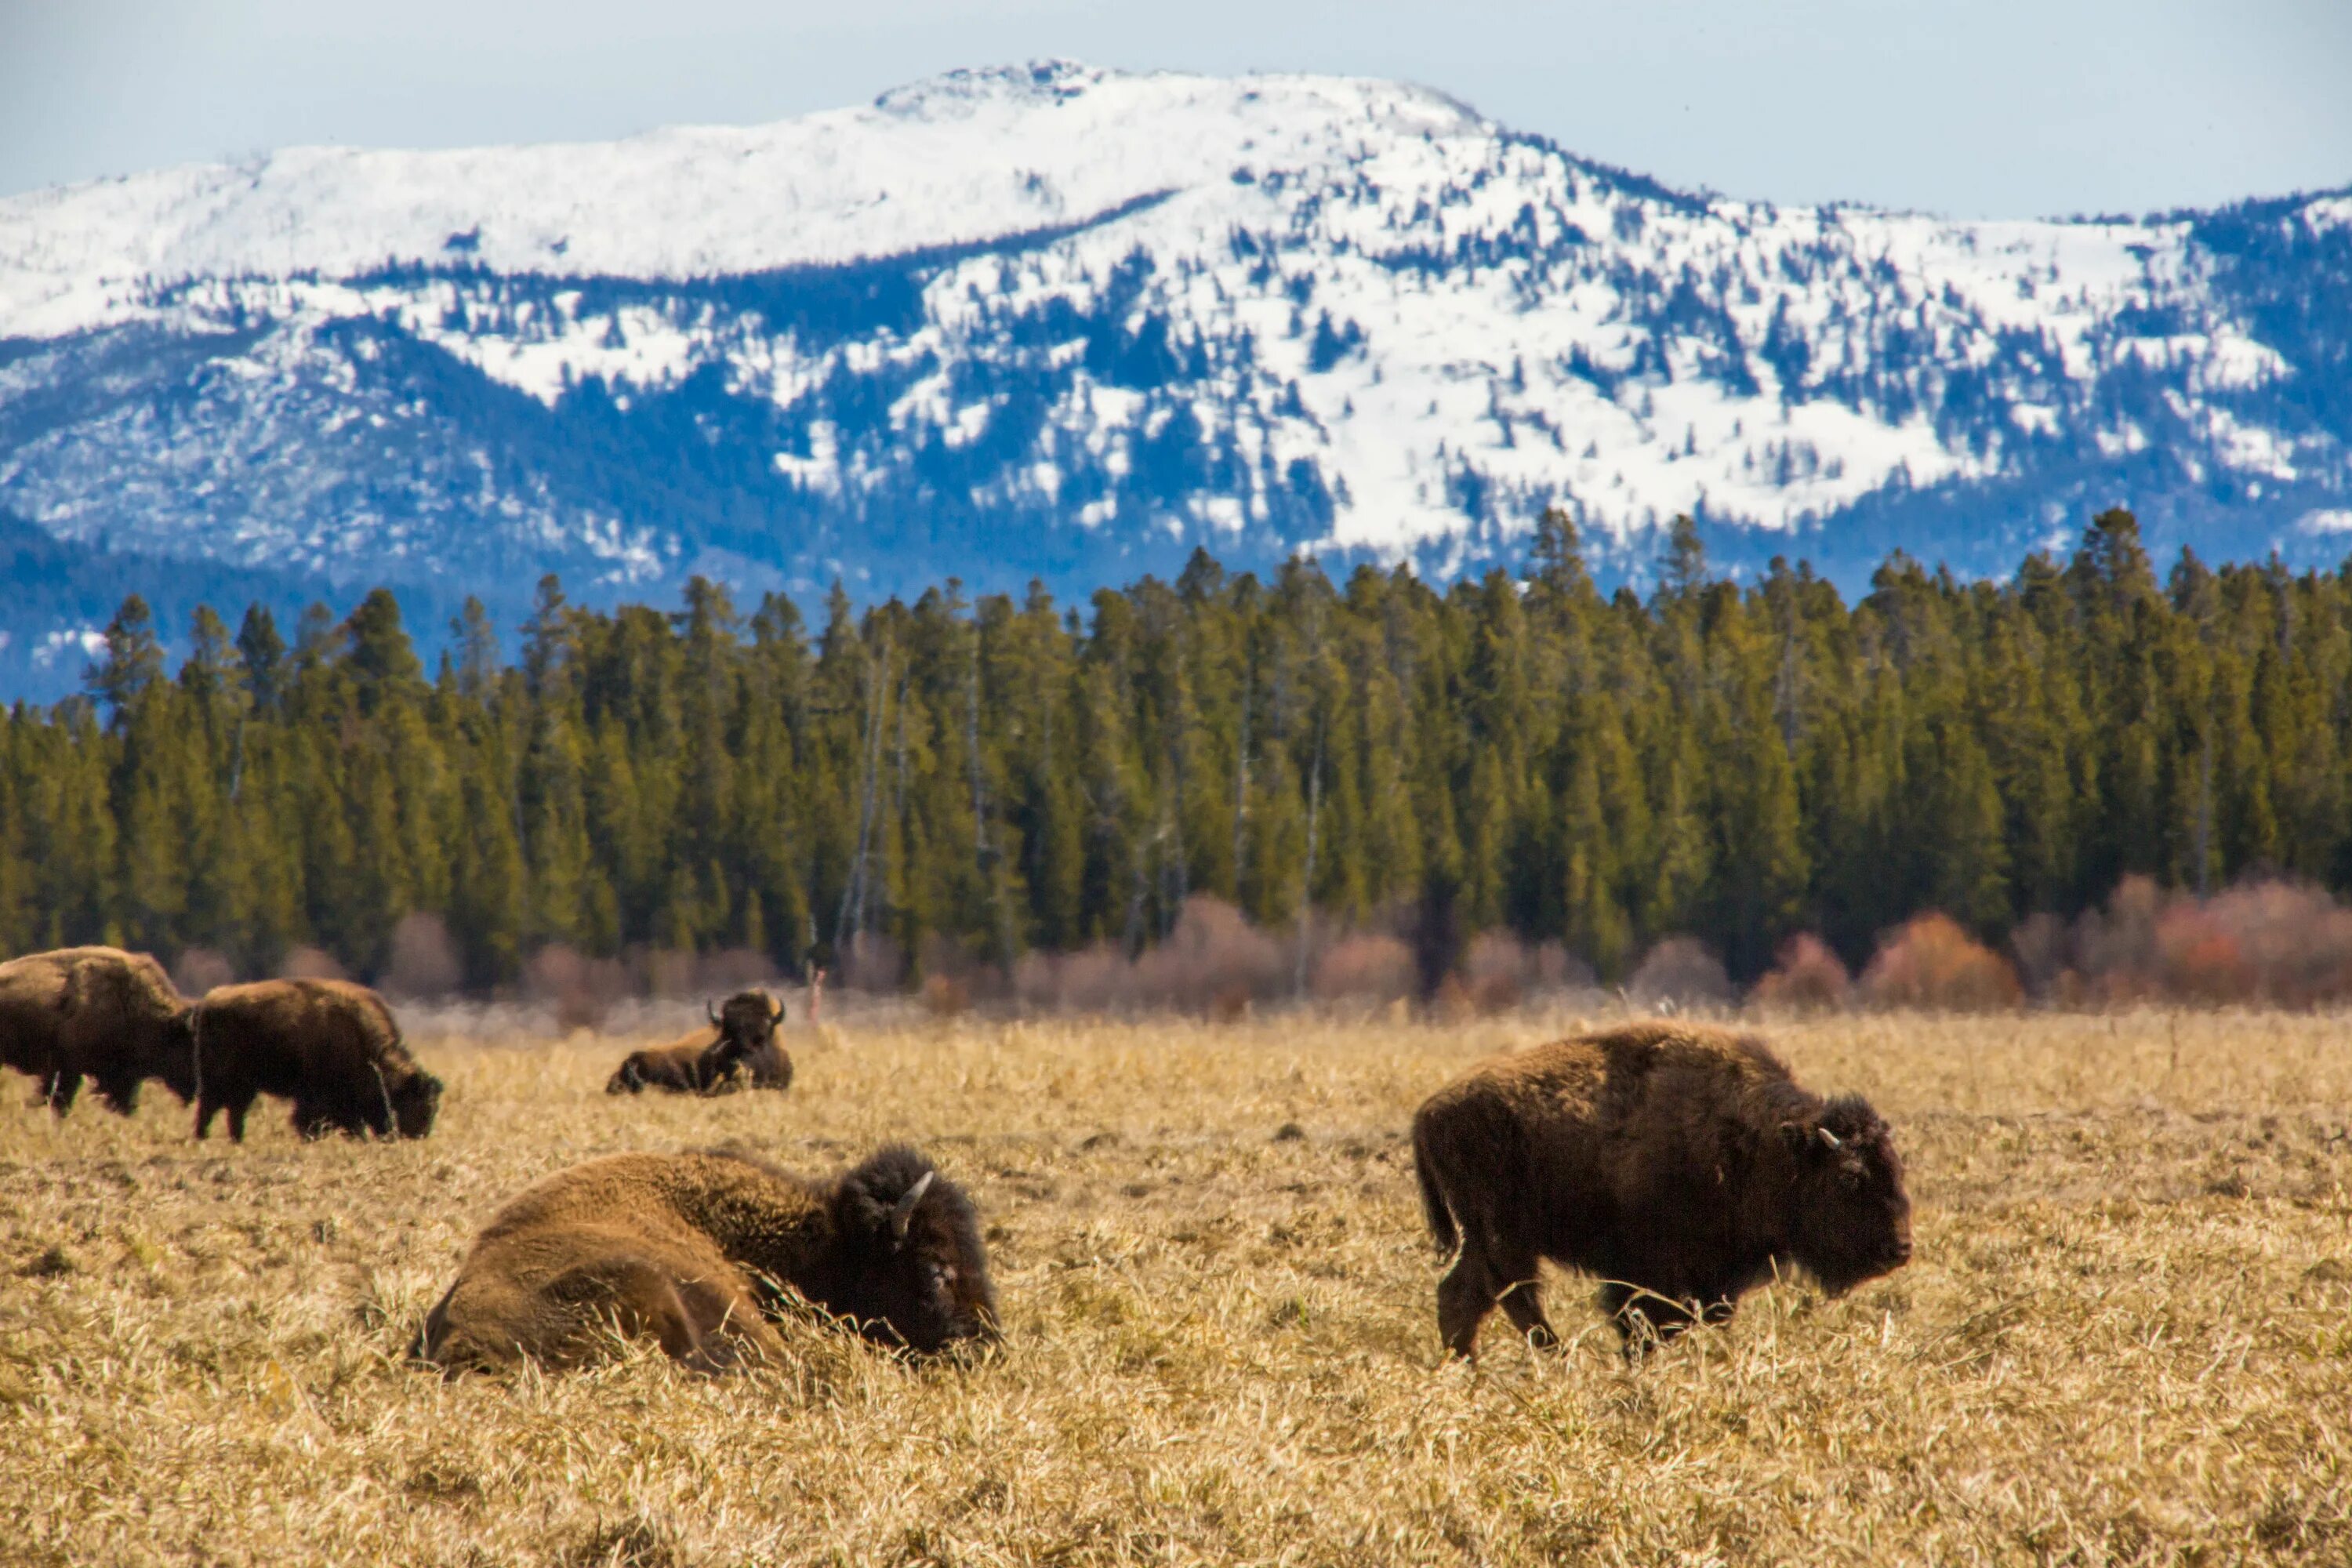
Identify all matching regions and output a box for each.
[1410,1021,1911,1357]
[0,946,194,1117]
[192,978,441,1142]
[412,1144,997,1374]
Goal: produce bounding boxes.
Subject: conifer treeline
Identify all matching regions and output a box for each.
[2,508,2347,991]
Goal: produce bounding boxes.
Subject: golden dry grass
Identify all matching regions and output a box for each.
[3,1007,2350,1566]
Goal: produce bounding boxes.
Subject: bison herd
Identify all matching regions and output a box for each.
[3,940,1915,1372]
[0,946,441,1139]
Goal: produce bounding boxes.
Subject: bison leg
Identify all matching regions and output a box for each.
[195,1090,256,1142]
[1436,1252,1494,1359]
[550,1258,774,1374]
[1438,1240,1555,1359]
[1599,1283,1706,1352]
[1495,1274,1559,1352]
[217,1094,253,1142]
[44,1071,82,1115]
[291,1100,351,1140]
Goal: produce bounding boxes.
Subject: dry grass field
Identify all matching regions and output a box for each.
[3,1006,2350,1566]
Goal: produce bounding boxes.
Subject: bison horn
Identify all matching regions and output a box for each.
[890,1171,935,1243]
[768,995,784,1023]
[706,999,722,1025]
[1817,1126,1843,1150]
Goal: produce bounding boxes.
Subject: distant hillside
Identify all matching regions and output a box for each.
[2,60,2348,697]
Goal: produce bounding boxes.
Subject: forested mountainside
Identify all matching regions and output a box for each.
[1,63,2348,697]
[9,512,2348,992]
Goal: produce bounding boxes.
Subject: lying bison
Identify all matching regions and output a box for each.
[192,978,442,1141]
[1411,1021,1911,1357]
[604,991,793,1096]
[413,1144,996,1373]
[0,946,194,1116]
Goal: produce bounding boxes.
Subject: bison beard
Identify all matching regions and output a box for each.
[1411,1022,1912,1357]
[412,1145,997,1374]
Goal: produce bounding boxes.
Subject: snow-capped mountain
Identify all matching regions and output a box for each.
[2,60,2348,690]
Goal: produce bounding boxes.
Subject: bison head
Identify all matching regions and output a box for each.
[826,1145,999,1354]
[1780,1095,1911,1295]
[390,1071,443,1138]
[701,990,784,1075]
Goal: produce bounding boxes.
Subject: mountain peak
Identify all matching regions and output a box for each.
[0,62,2347,699]
[872,59,1117,118]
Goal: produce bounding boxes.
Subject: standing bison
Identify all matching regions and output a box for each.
[413,1145,997,1373]
[605,990,793,1096]
[193,978,442,1141]
[0,946,194,1116]
[1411,1022,1911,1356]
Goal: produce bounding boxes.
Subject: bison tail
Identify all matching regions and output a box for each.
[1411,1127,1458,1256]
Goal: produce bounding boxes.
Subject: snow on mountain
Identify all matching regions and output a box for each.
[1,58,2348,688]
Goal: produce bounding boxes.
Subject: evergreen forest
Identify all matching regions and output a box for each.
[4,508,2348,996]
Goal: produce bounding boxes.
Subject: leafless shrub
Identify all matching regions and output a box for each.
[639,949,699,1000]
[383,913,463,1000]
[2209,880,2352,1006]
[1459,931,1530,1013]
[278,946,347,982]
[2009,912,2071,999]
[1530,941,1597,995]
[1310,934,1416,1004]
[838,934,905,993]
[172,946,235,997]
[1626,937,1733,1008]
[1749,932,1851,1011]
[1130,896,1287,1011]
[2009,877,2352,1008]
[919,974,971,1018]
[524,944,630,1032]
[695,947,779,995]
[1860,913,2022,1010]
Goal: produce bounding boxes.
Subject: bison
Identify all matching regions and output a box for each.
[1410,1021,1911,1357]
[412,1144,997,1373]
[0,946,195,1116]
[192,978,442,1142]
[604,991,792,1096]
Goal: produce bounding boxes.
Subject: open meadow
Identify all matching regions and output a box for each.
[2,1007,2350,1566]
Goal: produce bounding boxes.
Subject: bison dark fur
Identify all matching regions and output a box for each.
[413,1144,997,1373]
[1411,1022,1911,1357]
[0,946,195,1116]
[192,978,442,1142]
[604,990,792,1096]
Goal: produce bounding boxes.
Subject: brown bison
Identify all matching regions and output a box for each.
[0,946,195,1116]
[604,991,793,1096]
[413,1144,996,1373]
[192,978,442,1141]
[1411,1021,1911,1357]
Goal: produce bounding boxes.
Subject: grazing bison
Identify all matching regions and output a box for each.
[1411,1021,1911,1357]
[192,978,442,1142]
[0,946,194,1116]
[604,991,792,1096]
[413,1144,996,1373]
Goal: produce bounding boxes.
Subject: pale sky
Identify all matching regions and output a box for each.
[4,0,2348,217]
